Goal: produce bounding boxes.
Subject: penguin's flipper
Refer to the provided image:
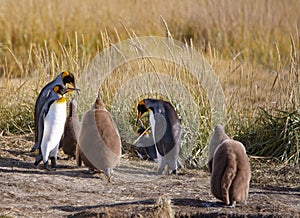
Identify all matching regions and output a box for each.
[33,81,57,152]
[30,143,39,152]
[32,76,64,152]
[153,102,181,156]
[32,91,61,152]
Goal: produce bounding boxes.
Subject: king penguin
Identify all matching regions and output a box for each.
[34,85,79,170]
[31,71,77,152]
[136,99,181,174]
[78,91,122,182]
[209,124,251,207]
[59,98,80,159]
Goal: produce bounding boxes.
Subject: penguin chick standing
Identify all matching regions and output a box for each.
[34,85,79,169]
[59,98,80,159]
[31,71,77,152]
[78,91,122,182]
[209,124,251,207]
[136,99,181,174]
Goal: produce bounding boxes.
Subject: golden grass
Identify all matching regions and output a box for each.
[0,0,299,164]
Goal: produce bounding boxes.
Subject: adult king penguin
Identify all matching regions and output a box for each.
[209,124,251,207]
[31,71,77,152]
[34,84,79,169]
[136,99,181,174]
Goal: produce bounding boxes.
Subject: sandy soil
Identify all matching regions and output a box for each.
[0,134,299,218]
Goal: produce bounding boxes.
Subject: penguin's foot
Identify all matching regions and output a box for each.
[171,169,177,175]
[218,201,236,208]
[107,175,112,183]
[105,168,112,183]
[43,161,52,171]
[229,201,236,208]
[34,155,43,166]
[50,157,57,168]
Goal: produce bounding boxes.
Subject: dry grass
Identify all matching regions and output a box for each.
[0,0,299,164]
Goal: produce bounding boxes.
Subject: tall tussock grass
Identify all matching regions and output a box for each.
[0,0,299,165]
[237,108,300,165]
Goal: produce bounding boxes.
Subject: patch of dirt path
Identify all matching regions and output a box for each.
[0,135,299,217]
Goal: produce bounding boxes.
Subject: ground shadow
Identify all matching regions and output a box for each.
[55,198,252,218]
[115,164,157,176]
[262,186,300,193]
[0,156,35,169]
[52,199,156,212]
[0,156,99,179]
[3,148,36,157]
[172,198,218,208]
[250,186,300,197]
[53,198,217,213]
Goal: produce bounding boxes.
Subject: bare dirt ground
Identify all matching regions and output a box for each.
[0,134,299,218]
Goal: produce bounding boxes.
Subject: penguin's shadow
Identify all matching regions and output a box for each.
[250,186,300,196]
[52,199,156,212]
[115,164,157,176]
[52,198,217,214]
[172,198,219,207]
[0,154,96,179]
[3,148,36,157]
[0,156,34,169]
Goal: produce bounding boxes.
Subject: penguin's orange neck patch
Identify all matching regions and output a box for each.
[57,96,66,103]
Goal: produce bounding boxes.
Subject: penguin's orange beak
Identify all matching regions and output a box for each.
[66,87,80,95]
[67,83,80,95]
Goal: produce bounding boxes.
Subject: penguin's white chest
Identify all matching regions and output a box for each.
[41,99,66,159]
[149,110,156,138]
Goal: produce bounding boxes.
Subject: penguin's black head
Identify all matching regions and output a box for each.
[62,71,81,95]
[61,71,80,94]
[136,100,149,126]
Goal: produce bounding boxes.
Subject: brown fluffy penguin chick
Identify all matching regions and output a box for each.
[78,91,122,182]
[59,98,80,159]
[209,124,251,207]
[76,145,98,172]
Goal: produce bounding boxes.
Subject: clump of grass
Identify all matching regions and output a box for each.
[236,108,300,165]
[149,197,174,218]
[0,0,300,167]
